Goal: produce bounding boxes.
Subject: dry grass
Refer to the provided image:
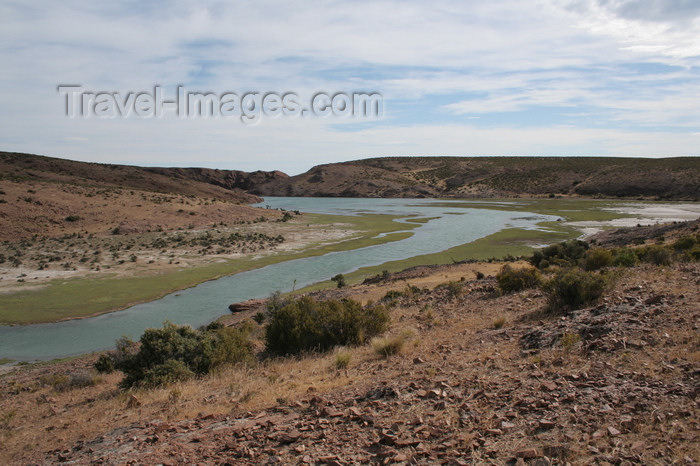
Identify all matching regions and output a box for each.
[1,260,699,464]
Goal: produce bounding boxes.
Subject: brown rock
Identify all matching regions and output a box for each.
[607,426,621,437]
[501,421,516,431]
[620,415,634,429]
[541,382,558,392]
[538,419,556,430]
[277,429,302,444]
[228,298,265,313]
[630,441,645,452]
[516,448,539,458]
[543,444,570,458]
[320,406,343,418]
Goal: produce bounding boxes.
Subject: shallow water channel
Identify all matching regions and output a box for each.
[1,198,558,361]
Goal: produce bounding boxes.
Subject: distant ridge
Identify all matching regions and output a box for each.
[0,151,287,203]
[250,156,700,200]
[1,152,698,201]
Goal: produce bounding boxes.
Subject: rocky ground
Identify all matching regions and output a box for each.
[1,254,698,464]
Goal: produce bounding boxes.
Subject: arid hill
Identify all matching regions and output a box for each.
[0,152,286,240]
[251,156,700,200]
[1,224,698,464]
[0,151,286,204]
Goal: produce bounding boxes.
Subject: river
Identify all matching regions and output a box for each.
[1,197,561,361]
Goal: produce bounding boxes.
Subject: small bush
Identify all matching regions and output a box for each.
[530,240,589,269]
[493,316,506,329]
[637,245,672,266]
[94,354,115,373]
[581,247,613,271]
[107,321,252,389]
[673,235,696,251]
[560,332,582,351]
[64,215,82,222]
[382,289,404,302]
[372,334,406,358]
[612,247,637,267]
[40,370,99,392]
[265,296,389,356]
[496,265,541,293]
[543,268,609,314]
[331,274,346,288]
[333,348,351,369]
[439,280,463,297]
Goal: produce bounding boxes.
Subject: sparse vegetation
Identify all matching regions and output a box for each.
[560,332,582,352]
[530,239,589,269]
[333,348,351,369]
[39,370,100,392]
[496,264,541,293]
[493,316,506,329]
[372,334,405,358]
[331,273,346,288]
[265,296,389,356]
[98,321,253,388]
[581,247,614,271]
[636,244,672,266]
[543,268,610,314]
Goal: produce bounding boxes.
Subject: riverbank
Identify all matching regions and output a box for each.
[3,198,699,325]
[0,212,414,325]
[297,199,700,293]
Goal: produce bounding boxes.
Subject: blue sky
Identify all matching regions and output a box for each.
[1,0,699,174]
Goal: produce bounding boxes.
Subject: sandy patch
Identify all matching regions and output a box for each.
[570,203,700,238]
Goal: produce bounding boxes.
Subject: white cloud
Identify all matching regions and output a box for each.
[0,0,698,173]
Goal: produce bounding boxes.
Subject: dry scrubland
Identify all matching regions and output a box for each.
[251,156,700,200]
[1,221,699,464]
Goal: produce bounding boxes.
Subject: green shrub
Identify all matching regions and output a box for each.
[612,247,638,267]
[673,235,696,251]
[139,359,194,388]
[333,348,351,369]
[382,289,404,301]
[690,245,700,261]
[439,280,463,297]
[265,296,389,356]
[372,334,406,357]
[581,247,614,271]
[331,273,346,288]
[543,268,609,314]
[560,332,582,351]
[107,321,252,389]
[496,265,541,293]
[530,240,589,269]
[637,244,672,266]
[94,354,115,374]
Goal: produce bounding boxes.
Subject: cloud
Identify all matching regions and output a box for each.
[0,0,698,173]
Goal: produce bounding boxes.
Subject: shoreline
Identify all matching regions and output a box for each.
[0,213,415,326]
[2,198,699,327]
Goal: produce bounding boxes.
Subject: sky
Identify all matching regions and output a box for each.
[1,0,699,175]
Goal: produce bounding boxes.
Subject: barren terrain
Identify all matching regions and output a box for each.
[1,231,699,464]
[251,156,700,200]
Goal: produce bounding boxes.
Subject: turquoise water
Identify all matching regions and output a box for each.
[0,198,557,361]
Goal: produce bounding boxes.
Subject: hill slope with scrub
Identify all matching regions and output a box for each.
[251,156,700,200]
[1,220,699,464]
